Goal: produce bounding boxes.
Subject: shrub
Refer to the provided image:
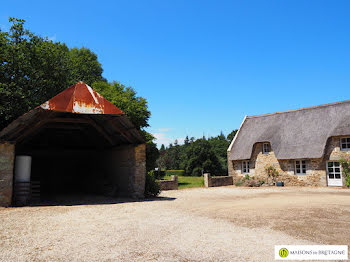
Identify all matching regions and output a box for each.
[245,179,261,187]
[234,179,244,186]
[259,180,265,185]
[265,166,279,184]
[144,171,160,197]
[166,170,184,176]
[245,174,250,180]
[150,170,166,180]
[339,158,350,187]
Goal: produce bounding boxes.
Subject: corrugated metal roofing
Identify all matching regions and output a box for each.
[0,82,144,146]
[39,81,124,115]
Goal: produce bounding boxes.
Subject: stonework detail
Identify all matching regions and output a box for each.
[228,138,350,187]
[0,142,15,206]
[158,175,178,190]
[132,143,146,198]
[204,173,233,187]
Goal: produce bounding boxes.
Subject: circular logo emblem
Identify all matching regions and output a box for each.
[279,248,289,258]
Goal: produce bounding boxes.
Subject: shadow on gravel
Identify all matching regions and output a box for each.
[27,194,176,207]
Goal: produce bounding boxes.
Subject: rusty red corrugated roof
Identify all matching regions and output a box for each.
[38,81,124,115]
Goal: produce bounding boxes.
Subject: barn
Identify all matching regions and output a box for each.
[0,81,146,206]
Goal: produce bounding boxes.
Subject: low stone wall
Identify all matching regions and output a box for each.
[158,175,178,190]
[204,173,233,187]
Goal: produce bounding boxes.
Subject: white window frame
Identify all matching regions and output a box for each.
[242,161,250,174]
[340,137,350,151]
[295,160,307,175]
[263,143,270,154]
[326,161,342,186]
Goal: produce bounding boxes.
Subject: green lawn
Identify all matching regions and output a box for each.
[163,175,204,189]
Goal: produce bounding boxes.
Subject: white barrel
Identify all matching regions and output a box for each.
[15,156,32,182]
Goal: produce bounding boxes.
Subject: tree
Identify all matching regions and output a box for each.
[141,131,159,172]
[68,47,104,86]
[184,136,190,145]
[0,17,158,173]
[208,133,229,173]
[227,129,238,142]
[159,144,166,153]
[0,18,71,129]
[0,17,105,130]
[92,81,150,130]
[182,139,223,176]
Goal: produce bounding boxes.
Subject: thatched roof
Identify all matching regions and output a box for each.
[229,100,350,160]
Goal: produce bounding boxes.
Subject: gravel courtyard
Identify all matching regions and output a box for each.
[0,187,349,261]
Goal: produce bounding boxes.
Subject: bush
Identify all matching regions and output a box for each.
[166,170,185,176]
[144,172,160,197]
[150,170,166,180]
[234,179,244,186]
[265,166,279,184]
[245,174,250,180]
[245,179,261,187]
[339,158,350,187]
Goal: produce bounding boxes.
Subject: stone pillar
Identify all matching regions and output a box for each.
[171,175,178,184]
[0,142,15,207]
[132,143,146,198]
[204,173,211,187]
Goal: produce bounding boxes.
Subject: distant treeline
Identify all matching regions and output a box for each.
[156,130,238,176]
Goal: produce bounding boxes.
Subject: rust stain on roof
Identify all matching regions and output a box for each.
[39,81,124,115]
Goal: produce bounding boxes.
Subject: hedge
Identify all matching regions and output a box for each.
[165,170,184,176]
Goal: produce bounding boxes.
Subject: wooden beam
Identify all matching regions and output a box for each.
[82,117,115,145]
[107,118,135,144]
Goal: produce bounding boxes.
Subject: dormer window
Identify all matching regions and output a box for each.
[263,143,271,154]
[341,137,350,150]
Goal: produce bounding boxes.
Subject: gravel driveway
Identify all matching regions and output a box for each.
[0,187,349,261]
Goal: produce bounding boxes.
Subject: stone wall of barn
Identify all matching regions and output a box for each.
[132,144,146,198]
[0,142,15,206]
[102,143,146,198]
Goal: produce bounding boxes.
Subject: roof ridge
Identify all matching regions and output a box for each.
[247,99,350,119]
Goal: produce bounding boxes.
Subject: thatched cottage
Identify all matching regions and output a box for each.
[227,100,350,186]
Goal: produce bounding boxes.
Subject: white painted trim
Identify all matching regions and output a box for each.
[227,115,247,152]
[263,142,270,154]
[242,160,250,174]
[294,160,307,175]
[326,160,343,187]
[340,137,350,151]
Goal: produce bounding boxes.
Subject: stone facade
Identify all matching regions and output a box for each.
[204,173,233,187]
[228,137,350,187]
[0,142,15,206]
[158,175,178,190]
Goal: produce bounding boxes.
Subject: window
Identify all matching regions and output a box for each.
[263,143,271,154]
[327,161,341,179]
[340,137,350,150]
[295,160,306,175]
[242,161,250,173]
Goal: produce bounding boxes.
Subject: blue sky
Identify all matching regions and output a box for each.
[2,0,350,146]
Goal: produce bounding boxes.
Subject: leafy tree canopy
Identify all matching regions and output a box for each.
[92,81,150,130]
[156,130,238,176]
[0,17,104,130]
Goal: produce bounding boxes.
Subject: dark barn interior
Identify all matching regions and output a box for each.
[12,111,144,205]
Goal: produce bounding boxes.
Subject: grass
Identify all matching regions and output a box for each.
[163,175,204,189]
